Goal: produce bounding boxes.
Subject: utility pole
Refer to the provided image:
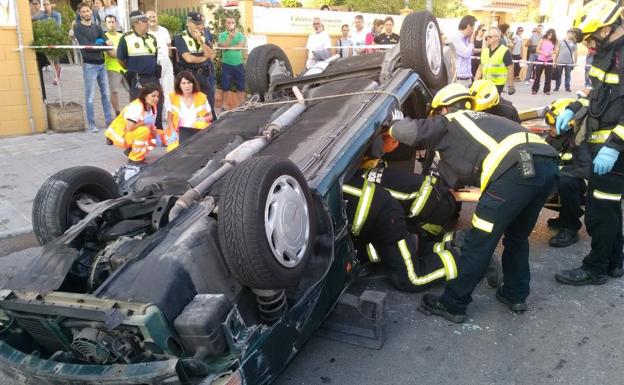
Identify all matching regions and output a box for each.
[426,0,432,11]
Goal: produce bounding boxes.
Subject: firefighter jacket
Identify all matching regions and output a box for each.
[567,34,624,153]
[390,110,558,190]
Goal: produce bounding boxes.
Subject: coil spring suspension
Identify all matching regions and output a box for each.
[252,289,288,323]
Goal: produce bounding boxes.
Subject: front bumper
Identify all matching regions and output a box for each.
[0,341,181,385]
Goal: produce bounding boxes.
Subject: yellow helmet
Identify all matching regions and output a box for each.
[573,0,623,40]
[430,83,473,114]
[544,98,576,127]
[468,79,500,111]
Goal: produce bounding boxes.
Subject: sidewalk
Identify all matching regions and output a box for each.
[0,62,588,251]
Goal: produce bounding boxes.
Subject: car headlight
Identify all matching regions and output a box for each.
[210,370,244,385]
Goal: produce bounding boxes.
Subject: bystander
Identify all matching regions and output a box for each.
[524,24,543,84]
[73,1,114,132]
[374,16,399,45]
[336,24,352,58]
[511,27,523,80]
[350,15,367,56]
[305,17,331,69]
[218,16,246,110]
[146,10,174,98]
[450,15,476,86]
[554,29,577,92]
[471,24,486,78]
[38,1,63,85]
[103,14,126,116]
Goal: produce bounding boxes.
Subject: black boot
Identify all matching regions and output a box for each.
[420,294,466,323]
[546,217,563,229]
[548,228,579,248]
[608,267,624,278]
[495,289,527,313]
[485,256,502,289]
[555,267,607,286]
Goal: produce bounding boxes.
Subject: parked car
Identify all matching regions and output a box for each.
[0,11,454,385]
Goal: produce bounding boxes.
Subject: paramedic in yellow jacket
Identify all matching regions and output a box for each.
[105,83,161,164]
[164,71,212,152]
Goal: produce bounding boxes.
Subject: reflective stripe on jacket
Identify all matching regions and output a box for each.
[165,91,210,152]
[481,45,509,86]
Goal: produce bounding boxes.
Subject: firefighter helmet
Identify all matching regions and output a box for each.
[468,79,500,112]
[573,0,623,41]
[430,83,473,114]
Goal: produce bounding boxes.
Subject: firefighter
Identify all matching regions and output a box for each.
[469,79,521,123]
[543,98,591,248]
[342,116,462,293]
[555,0,624,284]
[389,83,559,322]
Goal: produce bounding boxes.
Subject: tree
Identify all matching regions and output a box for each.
[341,0,468,17]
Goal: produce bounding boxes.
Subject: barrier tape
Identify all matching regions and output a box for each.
[15,43,594,68]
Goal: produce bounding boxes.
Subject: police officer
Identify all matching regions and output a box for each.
[174,12,217,121]
[117,10,162,127]
[555,0,624,284]
[469,79,520,123]
[389,84,558,323]
[543,98,591,248]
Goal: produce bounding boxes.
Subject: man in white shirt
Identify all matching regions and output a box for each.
[350,14,367,56]
[450,15,476,87]
[305,17,331,69]
[146,10,174,97]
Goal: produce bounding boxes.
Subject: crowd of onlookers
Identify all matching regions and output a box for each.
[305,14,399,69]
[452,16,587,96]
[29,0,246,134]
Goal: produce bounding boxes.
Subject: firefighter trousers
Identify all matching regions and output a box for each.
[343,174,458,292]
[557,175,586,231]
[582,155,624,274]
[440,157,558,314]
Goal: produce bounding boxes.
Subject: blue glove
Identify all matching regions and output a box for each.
[555,109,574,135]
[154,134,163,147]
[593,146,620,175]
[143,114,156,127]
[94,38,105,46]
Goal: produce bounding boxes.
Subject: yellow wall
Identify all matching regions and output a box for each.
[0,0,46,137]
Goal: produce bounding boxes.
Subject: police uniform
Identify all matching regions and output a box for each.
[117,29,162,128]
[342,134,460,292]
[391,109,558,316]
[174,29,217,120]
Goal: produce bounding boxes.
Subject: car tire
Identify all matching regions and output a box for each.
[400,11,446,89]
[245,44,293,99]
[218,156,316,289]
[32,166,120,245]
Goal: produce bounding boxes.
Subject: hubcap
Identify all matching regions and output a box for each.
[425,21,442,76]
[264,175,310,268]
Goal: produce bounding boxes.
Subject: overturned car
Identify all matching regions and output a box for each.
[0,12,455,385]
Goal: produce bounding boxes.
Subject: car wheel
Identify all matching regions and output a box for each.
[218,156,316,289]
[245,44,293,100]
[400,11,446,89]
[32,166,120,245]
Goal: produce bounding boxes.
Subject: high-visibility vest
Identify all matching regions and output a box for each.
[104,31,125,74]
[178,30,204,55]
[481,45,509,86]
[165,91,210,152]
[105,99,154,147]
[122,31,158,57]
